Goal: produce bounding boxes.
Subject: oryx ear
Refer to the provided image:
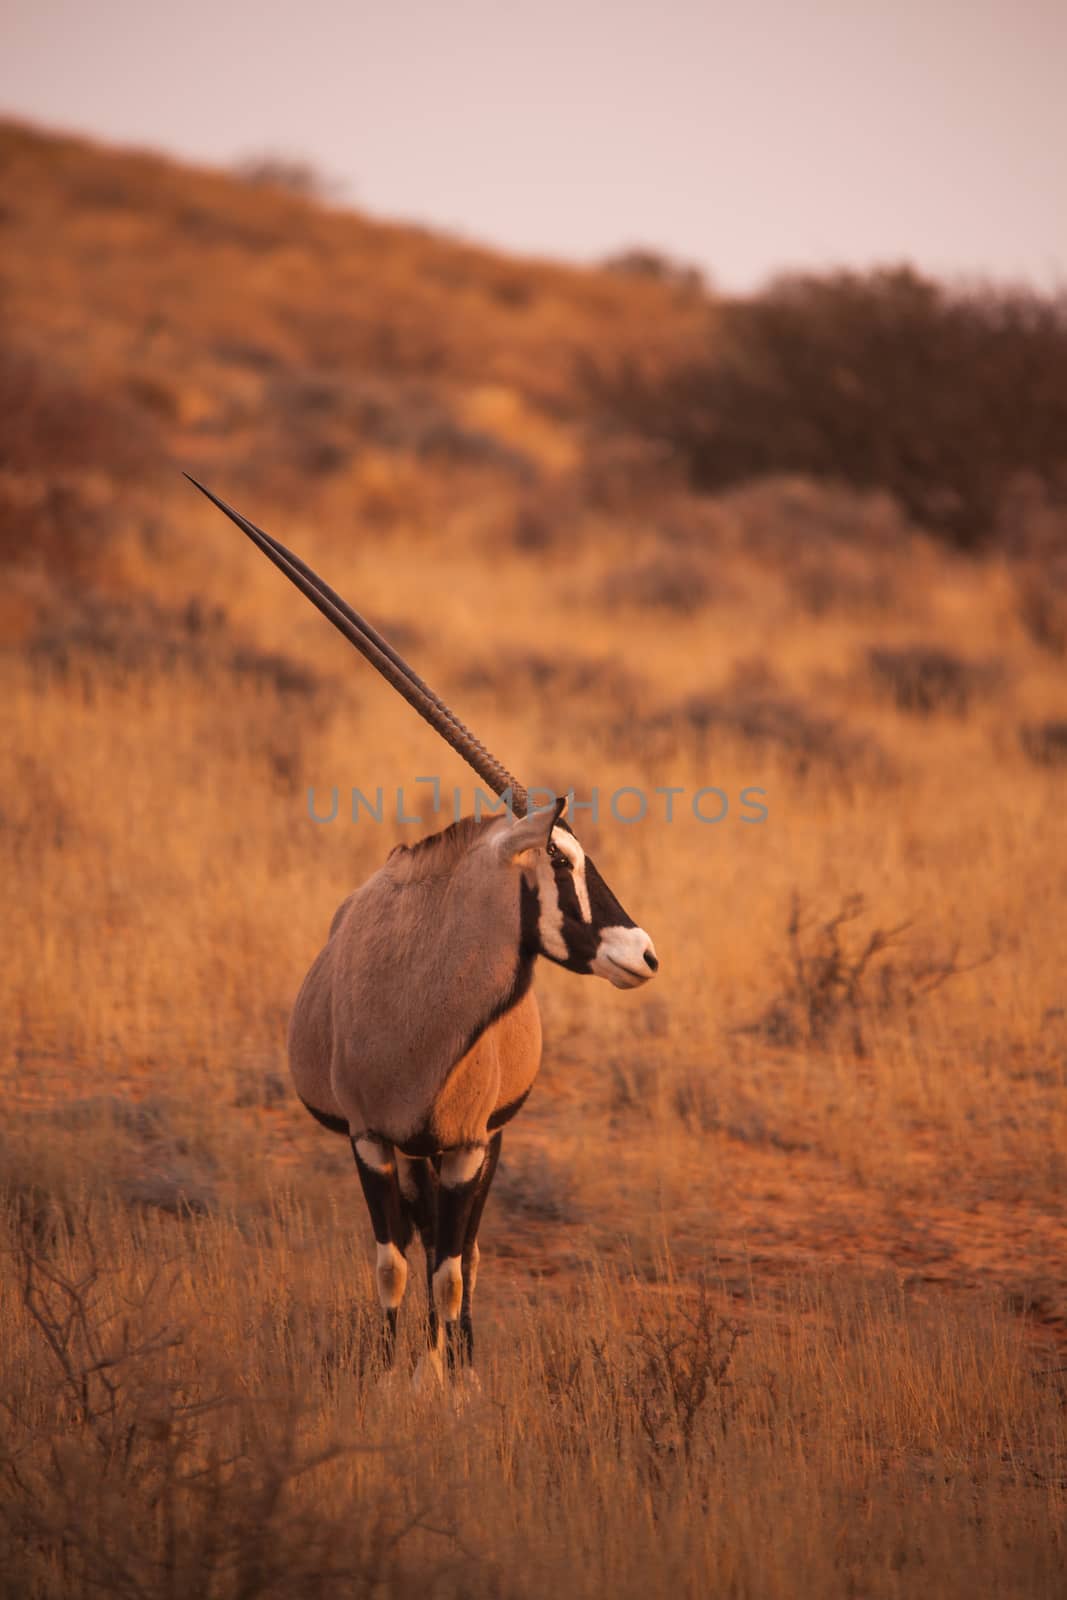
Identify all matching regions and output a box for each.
[498,796,566,861]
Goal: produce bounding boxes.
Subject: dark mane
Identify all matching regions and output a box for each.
[386,813,501,882]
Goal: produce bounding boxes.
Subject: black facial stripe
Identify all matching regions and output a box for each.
[553,869,584,923]
[519,874,541,955]
[560,923,600,966]
[520,839,640,974]
[583,856,637,931]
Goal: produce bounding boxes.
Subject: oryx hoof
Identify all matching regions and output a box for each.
[448,1364,483,1412]
[412,1345,445,1396]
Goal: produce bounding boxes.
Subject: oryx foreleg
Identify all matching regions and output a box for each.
[396,1152,439,1350]
[433,1144,486,1367]
[351,1135,410,1363]
[455,1130,502,1366]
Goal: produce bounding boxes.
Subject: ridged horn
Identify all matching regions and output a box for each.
[184,475,528,814]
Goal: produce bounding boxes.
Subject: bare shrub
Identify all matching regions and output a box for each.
[0,345,161,579]
[598,554,717,614]
[601,248,706,297]
[461,646,640,720]
[3,1233,437,1599]
[0,477,115,585]
[790,555,894,617]
[608,1056,662,1118]
[16,1230,185,1425]
[233,1069,290,1110]
[494,1145,580,1222]
[25,593,326,701]
[867,644,1003,716]
[234,154,341,201]
[577,434,684,514]
[618,690,885,778]
[742,894,993,1054]
[10,1096,219,1223]
[1018,569,1067,657]
[1020,720,1067,767]
[0,343,160,483]
[671,1073,812,1151]
[120,1164,216,1218]
[265,372,535,480]
[623,1291,743,1465]
[506,480,588,552]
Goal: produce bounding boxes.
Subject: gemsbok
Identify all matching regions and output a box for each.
[187,476,658,1380]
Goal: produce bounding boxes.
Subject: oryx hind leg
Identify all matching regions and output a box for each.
[351,1134,410,1364]
[433,1140,497,1370]
[453,1129,502,1367]
[396,1152,440,1350]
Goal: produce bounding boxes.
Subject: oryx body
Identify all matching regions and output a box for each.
[188,477,657,1377]
[289,817,546,1155]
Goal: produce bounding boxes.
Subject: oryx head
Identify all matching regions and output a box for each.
[186,476,659,990]
[497,801,657,988]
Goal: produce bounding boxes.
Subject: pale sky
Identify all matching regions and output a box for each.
[3,0,1065,291]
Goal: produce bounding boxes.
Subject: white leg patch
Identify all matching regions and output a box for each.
[354,1136,393,1173]
[375,1241,408,1309]
[432,1254,463,1322]
[441,1146,485,1188]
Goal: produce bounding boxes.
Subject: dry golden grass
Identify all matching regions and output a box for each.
[1,121,1065,1595]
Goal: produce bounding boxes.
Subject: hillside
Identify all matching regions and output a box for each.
[1,120,1065,1599]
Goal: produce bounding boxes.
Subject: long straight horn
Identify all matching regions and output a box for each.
[185,475,527,814]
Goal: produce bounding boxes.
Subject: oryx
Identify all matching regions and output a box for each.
[187,476,658,1378]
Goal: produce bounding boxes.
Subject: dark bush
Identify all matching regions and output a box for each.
[0,343,160,481]
[867,645,1002,716]
[587,268,1067,548]
[617,690,886,779]
[265,372,534,479]
[1018,565,1067,657]
[601,247,706,296]
[25,592,326,702]
[599,554,717,614]
[233,154,339,200]
[1020,720,1067,767]
[0,343,162,578]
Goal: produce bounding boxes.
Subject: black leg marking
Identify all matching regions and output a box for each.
[397,1153,440,1351]
[351,1135,408,1365]
[460,1130,502,1364]
[434,1144,489,1369]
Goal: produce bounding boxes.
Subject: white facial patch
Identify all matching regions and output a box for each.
[534,852,568,959]
[550,827,592,922]
[590,925,659,989]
